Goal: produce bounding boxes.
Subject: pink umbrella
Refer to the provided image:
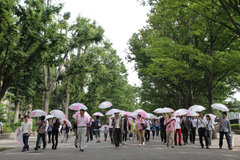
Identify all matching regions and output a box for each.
[69,103,87,111]
[30,109,47,118]
[93,112,104,117]
[154,108,174,114]
[173,109,188,116]
[98,101,112,109]
[188,105,205,112]
[50,110,66,119]
[133,109,147,118]
[187,111,199,117]
[125,112,132,117]
[61,119,72,127]
[73,111,91,121]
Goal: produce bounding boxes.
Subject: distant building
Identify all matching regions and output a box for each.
[228,112,240,124]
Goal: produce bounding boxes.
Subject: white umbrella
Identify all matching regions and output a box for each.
[69,103,87,111]
[15,127,23,145]
[61,119,72,127]
[93,112,104,117]
[211,103,229,112]
[98,101,112,109]
[45,115,54,120]
[160,107,174,113]
[106,108,121,115]
[73,111,92,121]
[153,108,163,113]
[173,109,188,116]
[188,105,205,112]
[148,113,158,119]
[29,109,47,118]
[50,110,66,119]
[187,111,199,117]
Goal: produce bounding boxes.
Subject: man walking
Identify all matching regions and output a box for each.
[52,117,60,150]
[159,114,166,143]
[112,111,122,148]
[182,114,191,145]
[190,116,197,144]
[75,109,89,152]
[197,113,209,149]
[18,115,32,152]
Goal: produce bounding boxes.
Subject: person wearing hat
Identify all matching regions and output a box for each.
[75,109,89,152]
[197,112,209,149]
[112,111,122,147]
[17,115,32,152]
[215,112,233,150]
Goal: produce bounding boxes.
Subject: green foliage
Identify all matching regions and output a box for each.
[231,124,240,130]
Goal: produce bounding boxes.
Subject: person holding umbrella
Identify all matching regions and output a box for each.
[215,112,233,150]
[34,116,47,151]
[75,109,89,152]
[164,113,176,148]
[122,114,130,145]
[17,115,32,152]
[137,114,146,146]
[61,120,69,143]
[159,114,166,143]
[52,117,60,150]
[197,112,209,149]
[112,111,122,148]
[106,114,114,144]
[93,116,102,143]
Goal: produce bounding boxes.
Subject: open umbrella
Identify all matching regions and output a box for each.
[45,115,54,120]
[73,111,91,121]
[106,108,121,115]
[69,103,87,111]
[188,105,205,112]
[30,109,47,118]
[61,119,72,127]
[93,112,104,117]
[158,107,174,113]
[187,111,199,117]
[50,110,66,119]
[133,109,147,118]
[99,101,112,109]
[173,109,188,116]
[211,103,229,112]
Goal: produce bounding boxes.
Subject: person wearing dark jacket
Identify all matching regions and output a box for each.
[52,117,60,150]
[94,116,102,143]
[112,111,122,147]
[181,115,192,145]
[61,120,69,143]
[159,114,166,143]
[34,116,47,151]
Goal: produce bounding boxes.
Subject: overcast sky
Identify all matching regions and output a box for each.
[61,0,149,86]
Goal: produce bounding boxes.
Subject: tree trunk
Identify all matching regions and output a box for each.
[13,100,20,123]
[43,91,51,113]
[62,83,70,119]
[207,81,214,114]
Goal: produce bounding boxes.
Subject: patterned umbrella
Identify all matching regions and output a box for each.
[188,105,205,112]
[69,103,87,111]
[211,103,229,112]
[50,110,66,119]
[29,109,47,118]
[93,112,104,117]
[99,101,112,109]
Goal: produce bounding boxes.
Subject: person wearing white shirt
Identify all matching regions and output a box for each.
[174,116,182,146]
[190,117,197,144]
[145,118,151,142]
[18,115,32,152]
[206,115,214,146]
[197,113,209,149]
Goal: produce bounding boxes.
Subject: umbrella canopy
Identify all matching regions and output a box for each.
[188,105,205,112]
[211,103,229,112]
[187,111,199,117]
[29,109,47,118]
[15,127,23,145]
[124,112,132,117]
[204,113,217,121]
[99,101,112,109]
[155,107,174,114]
[61,119,72,127]
[106,108,121,115]
[93,112,104,117]
[45,115,54,120]
[173,109,188,116]
[133,109,147,118]
[147,113,158,119]
[50,110,66,119]
[69,103,87,111]
[73,111,91,121]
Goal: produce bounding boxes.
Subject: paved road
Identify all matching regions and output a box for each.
[1,135,240,160]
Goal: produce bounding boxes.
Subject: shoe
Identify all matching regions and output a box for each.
[206,146,209,149]
[172,146,174,148]
[179,144,182,146]
[138,144,142,146]
[201,146,204,149]
[27,146,29,151]
[81,149,84,152]
[22,149,26,152]
[52,146,54,150]
[79,148,82,152]
[143,142,145,145]
[219,146,222,149]
[167,144,169,147]
[43,148,45,150]
[229,147,233,150]
[34,148,38,151]
[38,146,41,149]
[75,145,78,148]
[175,144,177,146]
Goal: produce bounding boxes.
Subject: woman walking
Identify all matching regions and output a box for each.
[137,114,146,146]
[206,115,214,146]
[34,116,47,151]
[131,118,138,143]
[122,114,130,145]
[61,120,69,143]
[93,116,102,143]
[47,119,53,143]
[151,119,157,139]
[164,113,176,148]
[52,117,60,150]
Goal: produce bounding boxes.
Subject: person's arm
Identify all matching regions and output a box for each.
[29,122,32,136]
[227,120,232,133]
[75,115,78,124]
[17,123,23,136]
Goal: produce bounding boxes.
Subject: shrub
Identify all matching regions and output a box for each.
[231,124,240,130]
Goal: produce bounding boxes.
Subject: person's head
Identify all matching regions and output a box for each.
[146,118,149,120]
[54,117,57,120]
[24,115,29,122]
[63,120,66,124]
[222,112,227,118]
[184,114,187,117]
[124,115,128,119]
[192,116,195,119]
[80,109,85,116]
[162,113,166,118]
[40,115,45,121]
[168,113,172,118]
[206,115,211,121]
[105,126,107,129]
[137,114,141,119]
[199,112,204,118]
[114,112,119,118]
[96,116,100,119]
[133,118,136,122]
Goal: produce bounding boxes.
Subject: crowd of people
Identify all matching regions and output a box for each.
[16,109,233,152]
